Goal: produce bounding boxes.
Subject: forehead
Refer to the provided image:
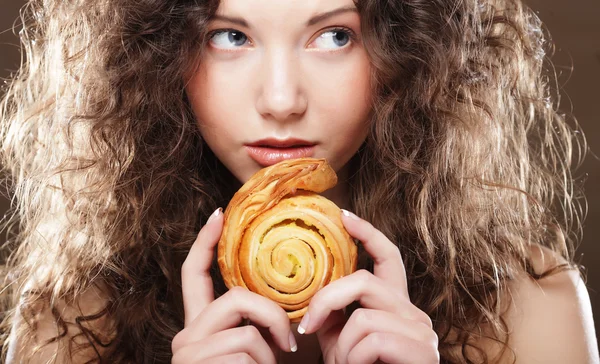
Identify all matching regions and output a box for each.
[213,0,358,27]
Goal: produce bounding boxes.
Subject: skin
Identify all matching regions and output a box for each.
[173,0,600,364]
[2,0,597,362]
[185,0,372,210]
[179,0,440,362]
[172,209,439,364]
[171,210,600,364]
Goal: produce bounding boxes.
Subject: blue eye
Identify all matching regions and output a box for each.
[209,29,250,49]
[312,28,353,50]
[207,27,357,51]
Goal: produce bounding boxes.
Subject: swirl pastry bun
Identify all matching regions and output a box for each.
[217,158,357,322]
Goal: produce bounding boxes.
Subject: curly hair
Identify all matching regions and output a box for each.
[0,0,586,363]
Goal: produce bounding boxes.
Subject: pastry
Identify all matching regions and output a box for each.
[217,158,357,322]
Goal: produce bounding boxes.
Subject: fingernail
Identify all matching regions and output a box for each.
[297,312,309,335]
[289,331,297,352]
[341,209,360,220]
[207,207,222,224]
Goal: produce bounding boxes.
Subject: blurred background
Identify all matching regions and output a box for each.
[1,0,599,346]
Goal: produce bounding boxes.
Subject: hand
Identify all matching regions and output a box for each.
[171,208,298,364]
[298,210,440,364]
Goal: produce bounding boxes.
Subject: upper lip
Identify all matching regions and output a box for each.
[246,138,316,148]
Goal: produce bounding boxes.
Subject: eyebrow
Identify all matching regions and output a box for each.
[211,5,358,28]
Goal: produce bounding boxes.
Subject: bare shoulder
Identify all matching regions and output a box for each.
[6,280,116,364]
[498,244,599,363]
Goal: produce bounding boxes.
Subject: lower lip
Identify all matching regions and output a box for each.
[245,145,316,167]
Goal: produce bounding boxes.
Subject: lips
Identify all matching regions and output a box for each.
[245,138,316,167]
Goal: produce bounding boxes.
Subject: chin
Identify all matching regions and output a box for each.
[235,166,260,185]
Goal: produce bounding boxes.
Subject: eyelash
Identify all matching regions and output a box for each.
[205,26,358,50]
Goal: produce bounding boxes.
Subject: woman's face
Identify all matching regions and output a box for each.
[186,0,372,184]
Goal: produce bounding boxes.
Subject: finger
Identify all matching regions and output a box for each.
[335,308,437,364]
[181,207,223,327]
[341,209,408,295]
[204,353,258,364]
[172,326,276,364]
[300,270,425,335]
[177,287,296,353]
[314,309,346,362]
[347,332,440,364]
[255,322,283,355]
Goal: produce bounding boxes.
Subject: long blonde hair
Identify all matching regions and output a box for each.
[0,0,586,362]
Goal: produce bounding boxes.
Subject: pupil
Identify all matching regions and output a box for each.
[333,31,349,46]
[229,31,246,46]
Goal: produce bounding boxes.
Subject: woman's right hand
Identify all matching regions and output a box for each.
[171,208,298,364]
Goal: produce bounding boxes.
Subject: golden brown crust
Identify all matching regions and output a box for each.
[217,158,357,321]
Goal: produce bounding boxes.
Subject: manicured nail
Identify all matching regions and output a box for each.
[207,208,222,224]
[297,312,310,334]
[341,209,360,220]
[289,331,298,352]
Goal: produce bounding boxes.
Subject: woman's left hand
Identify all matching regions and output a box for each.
[297,209,440,364]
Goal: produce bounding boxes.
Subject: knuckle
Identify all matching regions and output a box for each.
[428,329,440,348]
[415,336,440,364]
[227,286,248,301]
[229,352,255,364]
[355,269,373,289]
[368,332,386,346]
[171,352,184,364]
[356,269,372,282]
[392,244,403,260]
[418,311,434,328]
[180,258,193,277]
[414,325,432,343]
[351,308,374,327]
[422,340,441,364]
[171,330,187,354]
[410,318,437,345]
[347,333,386,364]
[430,348,441,364]
[239,325,262,343]
[171,343,194,364]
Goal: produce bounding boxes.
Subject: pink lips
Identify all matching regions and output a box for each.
[245,138,316,167]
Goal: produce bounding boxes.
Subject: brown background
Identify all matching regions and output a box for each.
[1,0,599,347]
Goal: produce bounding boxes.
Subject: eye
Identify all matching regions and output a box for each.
[208,29,250,49]
[206,27,358,51]
[311,27,356,50]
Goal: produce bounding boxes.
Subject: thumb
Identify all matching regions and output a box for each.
[181,207,223,327]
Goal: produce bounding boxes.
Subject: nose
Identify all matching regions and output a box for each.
[255,49,307,123]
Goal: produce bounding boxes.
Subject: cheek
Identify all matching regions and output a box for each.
[345,57,372,116]
[186,64,212,129]
[320,60,372,139]
[185,62,241,134]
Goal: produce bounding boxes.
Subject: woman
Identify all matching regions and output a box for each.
[1,0,597,362]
